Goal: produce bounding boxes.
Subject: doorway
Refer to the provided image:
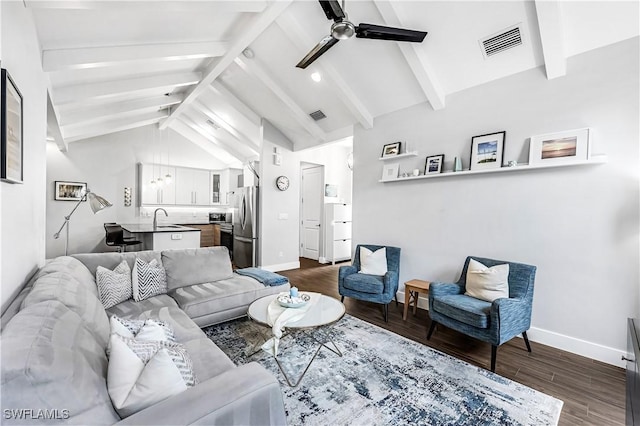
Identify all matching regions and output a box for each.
[300,164,324,260]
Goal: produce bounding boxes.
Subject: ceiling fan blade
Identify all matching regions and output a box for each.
[318,0,346,22]
[296,35,339,69]
[355,23,427,43]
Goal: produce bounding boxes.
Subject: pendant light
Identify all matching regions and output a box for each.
[164,124,172,184]
[150,125,157,188]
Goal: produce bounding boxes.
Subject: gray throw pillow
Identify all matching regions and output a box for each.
[96,260,132,309]
[132,258,168,301]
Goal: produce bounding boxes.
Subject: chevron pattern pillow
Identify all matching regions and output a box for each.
[132,258,167,302]
[96,260,132,309]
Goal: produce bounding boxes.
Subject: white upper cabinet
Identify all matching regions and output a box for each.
[139,164,176,205]
[175,167,210,206]
[211,169,230,205]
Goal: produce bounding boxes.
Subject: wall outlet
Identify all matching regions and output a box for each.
[278,213,288,220]
[171,234,182,240]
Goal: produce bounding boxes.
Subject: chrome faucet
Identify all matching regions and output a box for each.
[153,208,168,229]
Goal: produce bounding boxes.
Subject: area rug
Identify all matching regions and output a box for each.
[203,314,563,426]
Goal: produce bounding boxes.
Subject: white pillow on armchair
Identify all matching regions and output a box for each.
[358,247,388,276]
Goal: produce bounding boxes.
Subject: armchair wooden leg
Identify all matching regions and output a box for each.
[427,321,437,340]
[341,295,344,303]
[491,345,497,372]
[383,304,389,322]
[522,331,532,353]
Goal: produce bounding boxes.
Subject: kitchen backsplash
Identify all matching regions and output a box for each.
[138,206,233,225]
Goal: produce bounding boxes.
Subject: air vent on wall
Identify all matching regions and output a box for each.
[479,24,523,59]
[309,110,327,121]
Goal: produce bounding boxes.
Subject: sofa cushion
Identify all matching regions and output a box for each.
[343,273,384,294]
[35,256,98,296]
[73,251,162,276]
[97,260,133,309]
[162,247,233,290]
[1,300,120,425]
[21,271,111,348]
[169,275,273,319]
[432,294,492,329]
[183,337,236,382]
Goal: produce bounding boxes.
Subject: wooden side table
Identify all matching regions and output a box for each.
[403,279,431,321]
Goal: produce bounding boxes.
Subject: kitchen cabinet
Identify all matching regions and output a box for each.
[211,170,231,205]
[175,168,210,206]
[183,224,215,247]
[139,164,176,205]
[324,203,352,264]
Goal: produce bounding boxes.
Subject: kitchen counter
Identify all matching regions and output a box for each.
[121,224,200,233]
[122,224,201,251]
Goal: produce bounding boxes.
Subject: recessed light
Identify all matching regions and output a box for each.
[311,72,322,82]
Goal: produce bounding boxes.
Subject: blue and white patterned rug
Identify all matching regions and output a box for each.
[203,314,563,426]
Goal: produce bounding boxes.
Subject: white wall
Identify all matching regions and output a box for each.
[353,37,639,366]
[0,3,48,312]
[45,125,229,258]
[298,142,353,204]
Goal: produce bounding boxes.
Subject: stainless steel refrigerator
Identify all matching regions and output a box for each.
[233,186,259,268]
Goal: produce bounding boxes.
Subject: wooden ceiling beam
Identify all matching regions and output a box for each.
[534,0,567,79]
[275,11,374,129]
[43,41,229,72]
[160,0,292,130]
[47,92,67,152]
[372,0,445,111]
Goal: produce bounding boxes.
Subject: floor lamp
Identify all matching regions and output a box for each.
[53,189,112,256]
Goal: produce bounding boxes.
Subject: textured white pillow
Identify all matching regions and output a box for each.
[132,258,168,302]
[96,260,132,309]
[359,247,388,276]
[465,259,509,302]
[107,335,188,418]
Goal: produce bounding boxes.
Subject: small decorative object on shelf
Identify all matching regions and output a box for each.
[412,169,420,176]
[381,142,401,158]
[425,154,445,174]
[528,128,590,166]
[470,131,506,171]
[381,163,400,181]
[453,157,463,172]
[508,160,518,167]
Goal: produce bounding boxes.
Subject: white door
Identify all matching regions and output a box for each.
[301,166,323,260]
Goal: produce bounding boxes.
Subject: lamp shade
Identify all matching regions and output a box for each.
[87,191,112,213]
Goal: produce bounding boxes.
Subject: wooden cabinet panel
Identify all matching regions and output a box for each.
[183,224,215,247]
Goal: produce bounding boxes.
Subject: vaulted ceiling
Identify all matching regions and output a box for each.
[32,0,639,165]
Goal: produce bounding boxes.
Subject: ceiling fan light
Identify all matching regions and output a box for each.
[311,72,322,82]
[331,21,355,40]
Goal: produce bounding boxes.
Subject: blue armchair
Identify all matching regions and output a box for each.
[338,244,401,322]
[427,256,536,372]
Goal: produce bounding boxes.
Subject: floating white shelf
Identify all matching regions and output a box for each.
[378,151,418,161]
[379,155,608,183]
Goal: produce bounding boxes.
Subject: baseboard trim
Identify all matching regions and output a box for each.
[395,291,625,367]
[261,261,300,273]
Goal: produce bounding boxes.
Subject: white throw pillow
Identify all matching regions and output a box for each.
[132,258,168,302]
[96,260,132,309]
[107,334,189,418]
[110,316,169,342]
[358,247,388,276]
[465,259,509,302]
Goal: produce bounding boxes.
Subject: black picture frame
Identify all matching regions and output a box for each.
[55,181,87,201]
[1,69,23,184]
[470,131,506,171]
[381,142,401,158]
[425,154,445,174]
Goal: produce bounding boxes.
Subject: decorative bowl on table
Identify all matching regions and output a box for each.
[277,293,310,308]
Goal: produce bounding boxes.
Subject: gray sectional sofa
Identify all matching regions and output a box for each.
[1,247,289,425]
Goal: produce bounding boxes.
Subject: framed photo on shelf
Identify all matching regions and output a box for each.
[528,128,590,166]
[55,181,87,201]
[425,154,445,174]
[381,142,401,158]
[470,131,506,171]
[381,163,400,181]
[1,69,23,184]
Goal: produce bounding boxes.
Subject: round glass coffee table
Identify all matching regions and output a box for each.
[247,293,345,387]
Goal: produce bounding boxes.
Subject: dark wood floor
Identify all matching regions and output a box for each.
[279,258,626,426]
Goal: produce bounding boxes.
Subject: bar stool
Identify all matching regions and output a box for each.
[104,223,142,252]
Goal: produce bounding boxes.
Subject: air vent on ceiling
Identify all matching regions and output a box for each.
[309,110,327,121]
[479,24,523,59]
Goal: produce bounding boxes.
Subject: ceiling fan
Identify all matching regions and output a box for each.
[296,0,428,69]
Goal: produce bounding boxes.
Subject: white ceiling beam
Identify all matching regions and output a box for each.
[275,11,374,129]
[534,0,567,79]
[193,99,260,152]
[208,82,261,127]
[54,72,200,105]
[182,108,257,158]
[372,0,445,111]
[43,42,229,72]
[234,56,326,141]
[64,110,167,143]
[170,121,241,165]
[60,94,183,127]
[47,92,67,152]
[178,115,248,162]
[160,0,293,130]
[25,1,267,13]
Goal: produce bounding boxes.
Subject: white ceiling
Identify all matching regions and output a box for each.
[30,0,639,165]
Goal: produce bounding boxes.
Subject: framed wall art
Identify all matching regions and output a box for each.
[425,154,445,174]
[55,181,87,201]
[381,142,401,158]
[528,128,590,165]
[1,69,23,184]
[470,131,506,171]
[381,163,399,181]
